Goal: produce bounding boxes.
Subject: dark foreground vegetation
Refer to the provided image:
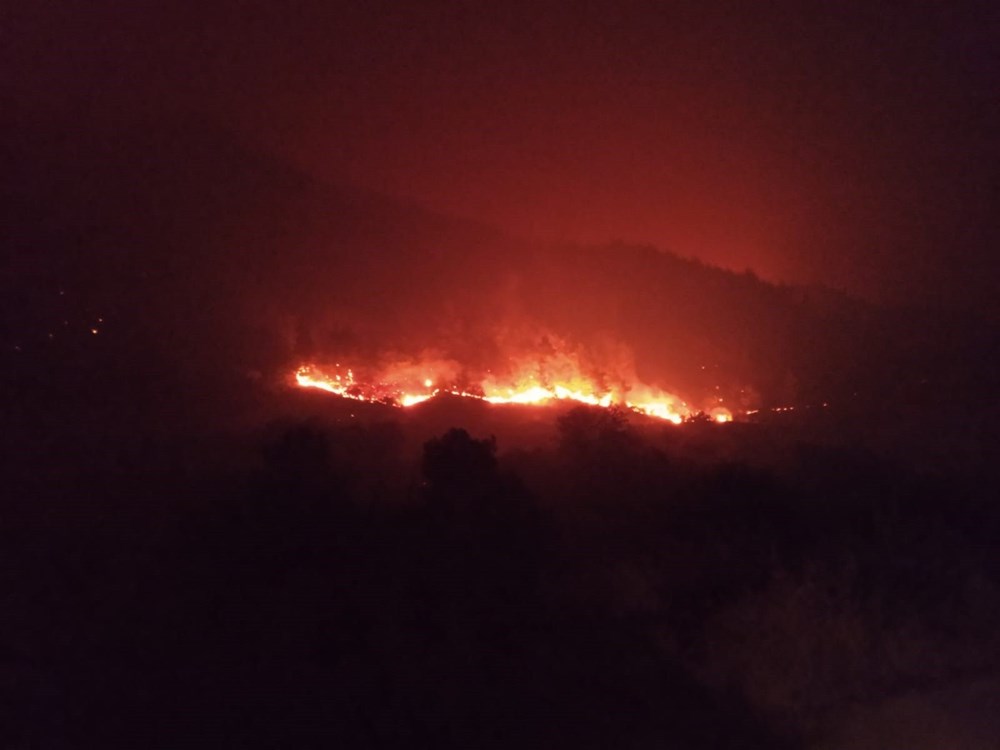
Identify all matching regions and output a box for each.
[3,403,998,749]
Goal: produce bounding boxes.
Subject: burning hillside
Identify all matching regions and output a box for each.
[293,344,733,424]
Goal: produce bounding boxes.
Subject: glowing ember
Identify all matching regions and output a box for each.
[709,406,733,423]
[400,393,433,407]
[294,361,693,424]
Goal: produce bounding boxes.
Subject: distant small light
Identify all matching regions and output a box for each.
[90,328,99,335]
[424,378,433,388]
[13,345,21,352]
[97,317,104,323]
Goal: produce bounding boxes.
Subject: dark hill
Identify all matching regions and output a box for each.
[3,118,996,461]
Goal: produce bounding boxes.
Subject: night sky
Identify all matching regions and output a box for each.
[4,0,997,310]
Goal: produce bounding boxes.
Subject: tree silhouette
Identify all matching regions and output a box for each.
[556,404,637,459]
[421,427,498,496]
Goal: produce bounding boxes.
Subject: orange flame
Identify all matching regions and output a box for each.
[709,406,733,423]
[293,360,697,424]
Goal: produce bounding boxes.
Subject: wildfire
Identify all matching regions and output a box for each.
[292,362,719,425]
[709,407,733,424]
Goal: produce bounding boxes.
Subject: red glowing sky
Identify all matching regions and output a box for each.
[4,0,997,311]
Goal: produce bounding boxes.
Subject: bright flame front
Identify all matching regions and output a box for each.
[293,362,706,424]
